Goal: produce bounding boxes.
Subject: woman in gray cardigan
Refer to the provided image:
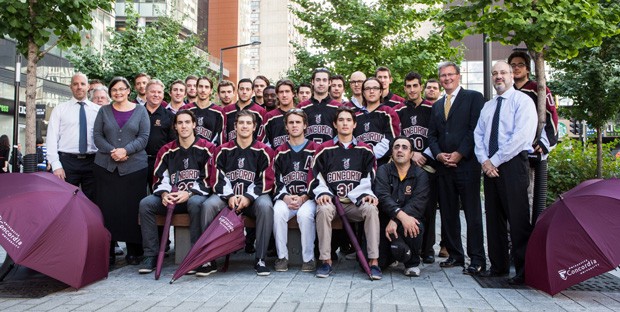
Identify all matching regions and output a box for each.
[94,76,150,266]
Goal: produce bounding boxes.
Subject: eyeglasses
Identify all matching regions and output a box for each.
[349,80,364,85]
[363,86,381,92]
[110,87,128,93]
[510,62,526,69]
[393,144,410,151]
[439,73,458,79]
[492,70,511,76]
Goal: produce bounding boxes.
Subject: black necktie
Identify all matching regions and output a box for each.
[488,97,503,158]
[78,102,87,154]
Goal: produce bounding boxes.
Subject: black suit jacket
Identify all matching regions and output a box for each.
[428,88,484,173]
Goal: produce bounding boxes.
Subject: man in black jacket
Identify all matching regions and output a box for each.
[375,136,429,276]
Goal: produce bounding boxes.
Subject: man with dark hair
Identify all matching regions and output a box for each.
[299,68,342,144]
[428,61,486,275]
[424,79,441,104]
[263,85,277,111]
[181,76,225,145]
[309,106,382,280]
[252,75,270,106]
[353,77,400,166]
[223,78,266,142]
[167,80,186,114]
[201,110,275,276]
[144,79,176,193]
[261,80,297,149]
[329,74,347,104]
[218,80,236,106]
[375,66,405,108]
[375,136,429,276]
[134,73,151,106]
[297,83,312,103]
[394,72,438,264]
[474,61,537,285]
[507,51,559,222]
[184,75,199,104]
[273,109,318,272]
[138,110,215,274]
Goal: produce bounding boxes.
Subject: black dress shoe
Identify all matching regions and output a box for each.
[508,276,525,285]
[125,255,142,265]
[479,269,509,277]
[439,258,464,268]
[422,256,435,264]
[463,264,485,275]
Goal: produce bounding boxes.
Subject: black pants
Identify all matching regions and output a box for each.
[421,171,438,257]
[59,153,96,202]
[379,214,425,269]
[484,152,532,278]
[437,169,485,266]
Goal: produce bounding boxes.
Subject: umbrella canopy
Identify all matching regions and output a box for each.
[0,172,111,289]
[525,178,620,295]
[333,199,372,280]
[171,207,245,283]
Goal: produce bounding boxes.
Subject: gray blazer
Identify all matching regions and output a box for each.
[93,104,150,175]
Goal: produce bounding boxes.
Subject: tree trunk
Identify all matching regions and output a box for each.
[25,41,38,157]
[531,51,547,142]
[596,126,603,178]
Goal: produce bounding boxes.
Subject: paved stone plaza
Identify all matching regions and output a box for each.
[1,213,619,311]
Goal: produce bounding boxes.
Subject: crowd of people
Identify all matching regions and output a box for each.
[44,50,558,285]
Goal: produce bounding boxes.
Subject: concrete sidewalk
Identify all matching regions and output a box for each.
[1,212,619,311]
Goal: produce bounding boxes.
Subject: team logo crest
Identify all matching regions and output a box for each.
[183,158,189,169]
[155,119,161,127]
[293,161,300,171]
[197,117,204,126]
[238,158,245,168]
[410,116,417,126]
[315,114,322,124]
[364,122,370,132]
[343,158,350,169]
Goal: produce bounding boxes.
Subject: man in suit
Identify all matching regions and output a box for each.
[427,61,486,275]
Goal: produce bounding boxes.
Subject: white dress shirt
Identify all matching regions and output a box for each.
[474,87,537,168]
[46,97,100,170]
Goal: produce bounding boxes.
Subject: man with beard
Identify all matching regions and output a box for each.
[201,110,275,276]
[252,75,270,107]
[218,80,236,106]
[134,73,150,106]
[261,80,298,149]
[167,80,186,114]
[223,78,266,142]
[184,75,198,104]
[299,68,342,144]
[181,77,225,145]
[138,110,215,274]
[474,61,537,285]
[394,72,438,264]
[329,74,347,104]
[424,79,441,104]
[297,83,312,104]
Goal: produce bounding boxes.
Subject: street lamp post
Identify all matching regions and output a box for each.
[12,53,21,172]
[219,41,261,82]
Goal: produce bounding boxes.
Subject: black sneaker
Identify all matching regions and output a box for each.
[195,261,217,277]
[138,256,156,274]
[255,259,271,276]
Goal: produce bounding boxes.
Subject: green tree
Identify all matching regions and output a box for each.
[288,0,461,92]
[441,0,620,142]
[549,34,620,178]
[69,5,211,90]
[0,0,113,165]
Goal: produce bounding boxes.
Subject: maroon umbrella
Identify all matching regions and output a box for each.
[0,172,110,289]
[170,207,245,283]
[155,173,179,280]
[333,198,372,280]
[525,178,620,295]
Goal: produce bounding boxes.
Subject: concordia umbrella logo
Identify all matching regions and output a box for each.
[0,214,23,248]
[558,259,600,280]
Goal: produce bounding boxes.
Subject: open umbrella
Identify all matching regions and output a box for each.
[525,178,620,295]
[154,172,179,280]
[0,172,110,289]
[333,198,372,280]
[170,207,245,283]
